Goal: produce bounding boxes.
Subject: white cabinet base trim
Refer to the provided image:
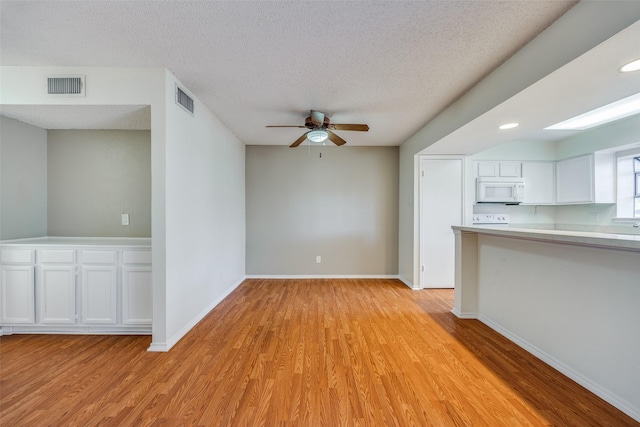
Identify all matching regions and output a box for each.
[0,325,151,335]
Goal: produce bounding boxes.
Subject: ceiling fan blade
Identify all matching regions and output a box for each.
[327,130,346,146]
[310,110,325,127]
[290,133,309,148]
[331,124,369,132]
[265,125,308,128]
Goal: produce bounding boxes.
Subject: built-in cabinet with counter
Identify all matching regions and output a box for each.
[0,238,152,335]
[474,153,615,206]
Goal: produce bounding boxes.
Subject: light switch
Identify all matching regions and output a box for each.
[121,213,130,226]
[316,256,321,264]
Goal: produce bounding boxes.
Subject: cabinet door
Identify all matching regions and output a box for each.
[82,266,117,324]
[476,161,499,177]
[522,162,555,204]
[499,162,521,177]
[1,265,35,324]
[38,266,76,324]
[122,266,152,324]
[556,155,593,204]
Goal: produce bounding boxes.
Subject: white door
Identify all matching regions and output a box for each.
[38,266,76,324]
[1,265,35,323]
[420,157,463,288]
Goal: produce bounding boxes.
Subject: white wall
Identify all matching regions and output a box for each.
[47,130,151,237]
[162,73,245,350]
[0,66,246,351]
[0,116,48,240]
[398,3,640,286]
[246,145,398,276]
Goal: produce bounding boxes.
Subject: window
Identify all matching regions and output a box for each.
[615,150,640,219]
[634,156,640,217]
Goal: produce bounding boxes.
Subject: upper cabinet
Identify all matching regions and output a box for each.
[521,162,555,205]
[476,161,521,178]
[474,154,615,206]
[555,153,615,205]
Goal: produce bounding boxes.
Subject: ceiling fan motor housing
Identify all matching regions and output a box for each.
[305,116,330,129]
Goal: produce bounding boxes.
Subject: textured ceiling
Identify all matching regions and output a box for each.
[0,0,577,146]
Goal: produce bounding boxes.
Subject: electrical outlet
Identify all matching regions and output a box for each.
[121,213,130,226]
[316,256,321,264]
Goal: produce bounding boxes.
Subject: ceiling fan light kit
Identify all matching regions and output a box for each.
[266,110,370,147]
[307,130,329,142]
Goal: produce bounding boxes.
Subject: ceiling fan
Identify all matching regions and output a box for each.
[266,110,369,147]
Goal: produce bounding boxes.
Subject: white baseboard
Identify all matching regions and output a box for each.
[397,275,418,289]
[478,314,640,423]
[147,276,245,353]
[450,308,477,319]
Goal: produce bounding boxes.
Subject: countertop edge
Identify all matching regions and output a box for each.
[0,236,152,248]
[452,225,640,252]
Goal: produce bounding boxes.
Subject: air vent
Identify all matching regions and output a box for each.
[47,76,85,96]
[176,86,194,115]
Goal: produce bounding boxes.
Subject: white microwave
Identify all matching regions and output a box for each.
[476,177,525,204]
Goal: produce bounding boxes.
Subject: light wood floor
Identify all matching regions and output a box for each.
[1,279,637,426]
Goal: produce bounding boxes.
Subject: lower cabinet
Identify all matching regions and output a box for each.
[38,265,76,324]
[1,265,35,324]
[122,266,152,324]
[0,245,151,333]
[82,265,117,324]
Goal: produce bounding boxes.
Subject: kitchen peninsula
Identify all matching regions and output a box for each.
[451,225,640,421]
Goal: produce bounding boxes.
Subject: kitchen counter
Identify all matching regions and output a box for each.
[0,236,151,248]
[451,225,640,421]
[452,225,640,252]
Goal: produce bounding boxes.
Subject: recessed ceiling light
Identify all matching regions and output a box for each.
[620,58,640,73]
[545,92,640,131]
[498,122,519,130]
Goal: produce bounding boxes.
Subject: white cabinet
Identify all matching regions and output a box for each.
[38,265,76,324]
[521,162,555,205]
[81,250,117,324]
[556,153,615,204]
[1,265,35,324]
[476,161,521,178]
[122,266,152,324]
[38,249,77,324]
[1,249,36,324]
[0,241,151,334]
[122,250,152,324]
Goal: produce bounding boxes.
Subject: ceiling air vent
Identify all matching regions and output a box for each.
[47,75,85,96]
[176,86,194,115]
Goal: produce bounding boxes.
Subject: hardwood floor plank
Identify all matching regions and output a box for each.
[1,279,637,426]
